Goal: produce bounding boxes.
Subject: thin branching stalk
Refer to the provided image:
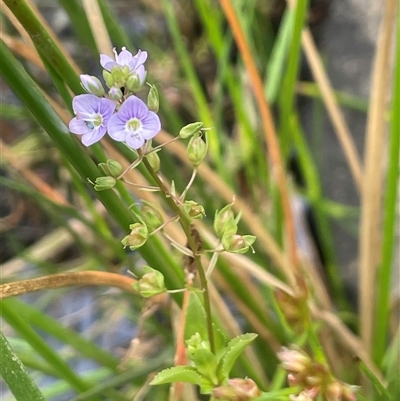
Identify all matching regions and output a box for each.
[139,151,216,353]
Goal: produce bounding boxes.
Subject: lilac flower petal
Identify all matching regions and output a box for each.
[135,65,147,85]
[129,50,147,71]
[69,117,92,135]
[116,48,133,65]
[82,126,107,146]
[73,94,101,115]
[140,111,161,140]
[118,95,149,121]
[107,113,128,142]
[126,133,145,149]
[136,51,147,65]
[99,98,117,120]
[100,54,115,70]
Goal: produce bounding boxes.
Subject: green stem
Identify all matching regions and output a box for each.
[139,151,215,353]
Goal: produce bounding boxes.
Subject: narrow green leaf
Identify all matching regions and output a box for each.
[357,358,393,401]
[219,333,258,379]
[0,330,46,401]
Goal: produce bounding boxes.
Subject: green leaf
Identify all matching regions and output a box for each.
[150,366,204,386]
[184,292,208,342]
[218,333,258,380]
[0,330,45,401]
[150,366,214,394]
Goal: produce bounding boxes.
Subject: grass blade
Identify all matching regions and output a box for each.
[0,330,46,401]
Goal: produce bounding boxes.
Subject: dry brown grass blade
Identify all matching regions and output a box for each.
[286,0,363,192]
[0,32,44,67]
[81,0,112,56]
[0,271,136,300]
[219,0,299,275]
[358,0,398,351]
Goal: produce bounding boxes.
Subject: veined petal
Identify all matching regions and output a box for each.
[99,98,117,121]
[140,111,161,140]
[126,133,145,149]
[119,95,149,121]
[107,114,128,142]
[73,94,101,114]
[81,126,107,146]
[69,117,92,135]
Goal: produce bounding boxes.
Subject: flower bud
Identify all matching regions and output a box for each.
[277,346,312,374]
[147,84,159,112]
[179,122,204,139]
[212,378,261,401]
[103,70,114,88]
[126,73,142,92]
[183,200,205,219]
[186,332,210,352]
[186,333,218,383]
[94,176,116,191]
[222,234,256,254]
[145,150,160,172]
[325,381,343,401]
[98,159,123,178]
[214,204,236,238]
[80,74,105,96]
[141,201,163,232]
[108,86,123,101]
[121,222,148,250]
[187,133,207,167]
[132,266,166,297]
[289,392,314,401]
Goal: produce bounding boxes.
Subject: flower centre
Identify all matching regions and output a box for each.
[126,118,142,133]
[84,113,103,129]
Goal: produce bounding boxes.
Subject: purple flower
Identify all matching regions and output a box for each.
[107,95,161,149]
[100,47,147,74]
[69,94,116,146]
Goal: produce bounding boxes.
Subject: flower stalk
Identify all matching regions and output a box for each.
[139,150,216,353]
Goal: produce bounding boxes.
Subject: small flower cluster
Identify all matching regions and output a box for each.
[277,346,357,401]
[69,47,160,148]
